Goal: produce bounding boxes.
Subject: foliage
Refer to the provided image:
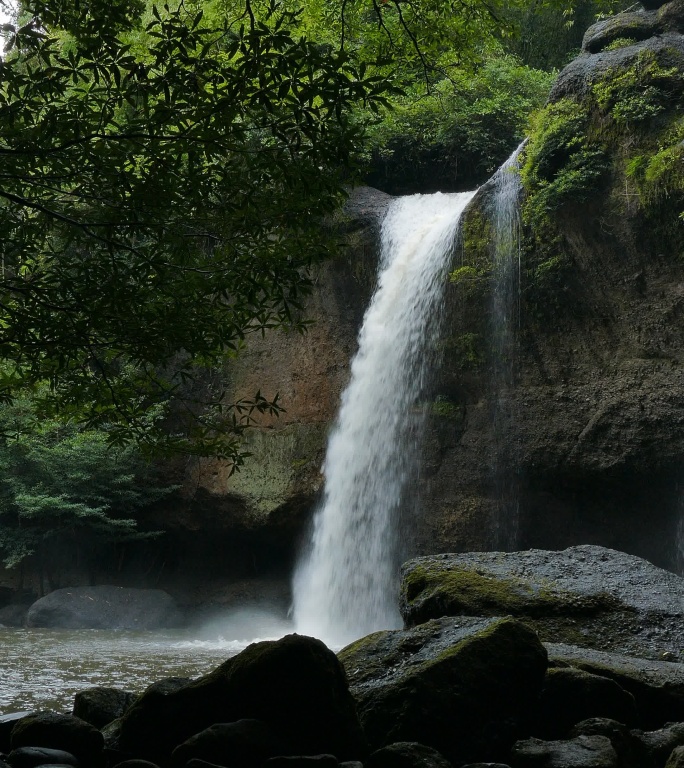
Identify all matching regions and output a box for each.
[0,391,171,582]
[521,98,610,224]
[603,36,637,51]
[592,49,683,126]
[504,0,632,70]
[0,0,395,461]
[363,54,553,192]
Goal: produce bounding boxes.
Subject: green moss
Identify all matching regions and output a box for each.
[429,396,463,419]
[449,264,492,297]
[402,562,622,622]
[604,37,638,51]
[592,49,683,126]
[440,332,483,372]
[522,98,610,226]
[228,423,325,517]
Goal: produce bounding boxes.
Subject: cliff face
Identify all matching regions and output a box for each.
[148,189,390,581]
[423,0,684,569]
[158,0,684,582]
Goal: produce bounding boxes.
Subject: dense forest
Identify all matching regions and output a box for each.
[0,0,630,583]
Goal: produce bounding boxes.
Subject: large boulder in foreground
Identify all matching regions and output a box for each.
[401,546,684,660]
[117,634,364,764]
[338,617,548,765]
[26,586,182,630]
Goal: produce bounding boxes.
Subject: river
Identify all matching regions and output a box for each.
[0,608,293,714]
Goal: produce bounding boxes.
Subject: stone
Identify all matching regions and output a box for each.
[532,668,637,739]
[0,714,33,754]
[26,586,182,630]
[170,720,286,768]
[365,743,451,768]
[509,735,618,767]
[264,757,339,768]
[547,643,684,728]
[0,604,28,628]
[667,746,684,767]
[117,634,364,764]
[9,713,103,766]
[339,616,548,765]
[659,0,684,32]
[631,723,684,766]
[461,765,512,768]
[72,687,136,729]
[568,719,648,768]
[550,32,684,102]
[400,546,684,660]
[112,762,161,768]
[581,11,660,54]
[6,748,78,768]
[185,761,229,768]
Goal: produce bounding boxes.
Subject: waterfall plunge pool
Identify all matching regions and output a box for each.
[0,608,293,714]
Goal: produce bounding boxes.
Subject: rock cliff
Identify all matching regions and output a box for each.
[153,0,684,589]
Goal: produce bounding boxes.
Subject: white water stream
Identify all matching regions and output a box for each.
[490,143,525,550]
[293,192,475,647]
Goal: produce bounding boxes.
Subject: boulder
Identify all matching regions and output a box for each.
[112,762,161,768]
[26,586,181,630]
[550,24,684,101]
[72,687,136,729]
[117,634,364,764]
[0,604,28,628]
[170,720,286,768]
[364,743,452,768]
[568,719,648,768]
[400,546,684,660]
[9,712,103,765]
[547,643,684,728]
[6,748,78,768]
[667,746,684,767]
[582,10,660,54]
[0,714,33,754]
[532,668,637,739]
[631,723,684,766]
[264,758,339,768]
[338,616,548,765]
[509,736,618,768]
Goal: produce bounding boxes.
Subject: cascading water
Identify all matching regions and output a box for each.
[293,191,475,648]
[490,142,525,550]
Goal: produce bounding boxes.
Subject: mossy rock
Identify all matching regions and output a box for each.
[339,616,548,765]
[400,546,684,661]
[547,643,684,729]
[531,668,637,739]
[117,634,365,764]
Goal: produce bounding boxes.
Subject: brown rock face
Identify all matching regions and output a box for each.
[145,188,391,589]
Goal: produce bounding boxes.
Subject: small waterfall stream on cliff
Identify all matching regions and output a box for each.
[293,192,475,647]
[490,142,525,550]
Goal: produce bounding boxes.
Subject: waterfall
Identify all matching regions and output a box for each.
[490,142,525,550]
[293,191,476,648]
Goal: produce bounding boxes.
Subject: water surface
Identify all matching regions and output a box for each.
[1,609,292,713]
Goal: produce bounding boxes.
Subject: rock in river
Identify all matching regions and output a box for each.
[26,586,182,630]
